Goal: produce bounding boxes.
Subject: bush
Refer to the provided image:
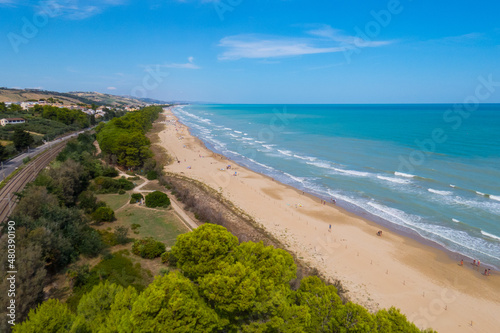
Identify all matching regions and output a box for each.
[102,166,119,177]
[118,189,126,195]
[114,226,130,245]
[23,156,31,164]
[132,237,166,259]
[91,206,115,222]
[146,170,158,180]
[160,251,177,266]
[99,230,117,246]
[78,191,101,214]
[130,193,144,204]
[145,191,170,208]
[160,252,169,264]
[92,176,135,194]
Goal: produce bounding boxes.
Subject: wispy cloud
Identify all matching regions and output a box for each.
[35,0,126,20]
[218,25,394,60]
[0,0,16,6]
[159,57,201,69]
[107,86,117,90]
[425,33,485,44]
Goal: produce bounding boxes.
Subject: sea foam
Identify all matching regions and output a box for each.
[394,172,415,178]
[332,167,370,177]
[377,175,410,184]
[428,189,452,196]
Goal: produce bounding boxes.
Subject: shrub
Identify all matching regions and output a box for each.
[99,230,117,246]
[132,237,166,259]
[145,191,170,208]
[92,206,115,222]
[102,166,119,177]
[114,226,129,245]
[92,176,135,194]
[23,156,31,164]
[146,170,158,180]
[160,252,169,264]
[130,193,144,204]
[78,191,100,214]
[118,189,126,195]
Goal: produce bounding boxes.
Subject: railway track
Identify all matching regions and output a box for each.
[0,143,67,223]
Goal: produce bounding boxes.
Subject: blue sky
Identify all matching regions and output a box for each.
[1,0,500,103]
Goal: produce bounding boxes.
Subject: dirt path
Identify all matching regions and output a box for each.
[124,174,199,231]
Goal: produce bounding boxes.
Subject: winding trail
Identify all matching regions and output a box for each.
[125,173,199,231]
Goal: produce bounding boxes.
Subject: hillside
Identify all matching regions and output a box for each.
[0,88,168,107]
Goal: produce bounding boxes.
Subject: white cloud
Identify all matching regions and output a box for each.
[107,86,117,90]
[35,0,127,20]
[0,0,15,6]
[218,25,394,60]
[160,57,201,69]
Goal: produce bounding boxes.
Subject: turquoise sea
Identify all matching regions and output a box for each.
[172,104,500,268]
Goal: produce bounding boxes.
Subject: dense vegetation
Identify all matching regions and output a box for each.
[145,190,170,208]
[89,176,135,194]
[14,224,436,333]
[0,103,93,161]
[132,237,166,259]
[40,105,89,128]
[96,106,162,168]
[0,133,124,330]
[130,193,144,204]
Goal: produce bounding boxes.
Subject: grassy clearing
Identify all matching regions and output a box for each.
[97,193,130,211]
[141,181,164,192]
[115,205,187,247]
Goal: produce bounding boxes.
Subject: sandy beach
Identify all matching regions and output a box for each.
[159,107,500,333]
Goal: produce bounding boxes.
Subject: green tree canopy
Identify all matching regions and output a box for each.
[127,271,221,332]
[12,128,34,151]
[12,299,76,333]
[170,224,239,280]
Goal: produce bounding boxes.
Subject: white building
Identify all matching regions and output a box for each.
[21,102,37,110]
[1,118,26,126]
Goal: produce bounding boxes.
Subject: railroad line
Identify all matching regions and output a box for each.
[0,143,67,223]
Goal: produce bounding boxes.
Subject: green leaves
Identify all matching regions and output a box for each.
[14,224,436,333]
[170,224,239,279]
[96,106,161,168]
[144,191,170,208]
[128,272,220,332]
[12,127,34,151]
[199,262,259,314]
[13,299,76,333]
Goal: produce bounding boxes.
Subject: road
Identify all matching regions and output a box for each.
[0,130,88,181]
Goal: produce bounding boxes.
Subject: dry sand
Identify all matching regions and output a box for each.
[159,108,500,333]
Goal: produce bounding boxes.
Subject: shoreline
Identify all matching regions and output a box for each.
[180,111,499,273]
[159,107,500,333]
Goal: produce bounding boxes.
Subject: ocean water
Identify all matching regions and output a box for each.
[172,104,500,268]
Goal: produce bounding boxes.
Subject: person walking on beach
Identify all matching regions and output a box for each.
[460,259,463,266]
[329,224,331,232]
